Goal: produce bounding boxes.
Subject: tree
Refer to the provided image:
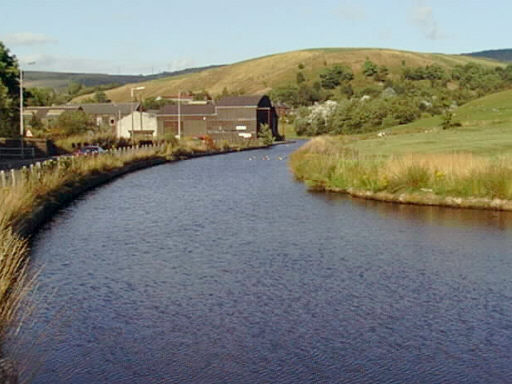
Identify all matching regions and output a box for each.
[403,66,426,81]
[49,110,93,137]
[424,65,446,87]
[28,112,44,133]
[258,123,274,145]
[0,41,20,137]
[269,85,299,107]
[319,65,354,89]
[296,71,306,84]
[362,59,378,77]
[142,97,176,110]
[93,90,109,103]
[67,81,83,96]
[441,111,461,130]
[375,66,389,82]
[26,87,58,106]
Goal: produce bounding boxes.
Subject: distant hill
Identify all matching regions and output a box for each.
[24,65,224,90]
[466,49,512,62]
[73,48,502,103]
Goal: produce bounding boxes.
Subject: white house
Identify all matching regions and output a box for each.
[116,111,158,139]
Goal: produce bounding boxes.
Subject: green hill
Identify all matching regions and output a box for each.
[74,48,501,102]
[466,49,512,62]
[349,88,512,156]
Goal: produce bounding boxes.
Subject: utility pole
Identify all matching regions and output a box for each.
[177,90,181,139]
[19,67,24,158]
[130,86,145,145]
[19,61,35,158]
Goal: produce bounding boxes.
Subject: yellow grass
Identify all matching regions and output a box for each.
[290,136,512,206]
[73,48,501,102]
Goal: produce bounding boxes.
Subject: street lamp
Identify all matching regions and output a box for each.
[130,86,145,145]
[19,61,35,158]
[177,90,181,139]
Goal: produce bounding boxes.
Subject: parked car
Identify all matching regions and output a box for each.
[73,145,106,156]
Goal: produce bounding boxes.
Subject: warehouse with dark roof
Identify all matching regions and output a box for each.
[156,95,280,140]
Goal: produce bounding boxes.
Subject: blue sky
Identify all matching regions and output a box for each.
[1,0,510,74]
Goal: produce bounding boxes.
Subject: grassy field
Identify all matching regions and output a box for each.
[74,48,501,102]
[348,89,512,156]
[289,89,512,210]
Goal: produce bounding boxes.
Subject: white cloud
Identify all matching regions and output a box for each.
[336,1,366,21]
[2,32,57,46]
[17,53,197,75]
[411,3,446,40]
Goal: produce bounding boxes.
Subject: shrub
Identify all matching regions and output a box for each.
[50,110,94,137]
[258,124,274,145]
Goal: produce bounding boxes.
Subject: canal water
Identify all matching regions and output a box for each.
[10,142,512,383]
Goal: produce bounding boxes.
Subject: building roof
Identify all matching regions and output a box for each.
[157,104,216,115]
[77,102,140,115]
[24,105,82,119]
[216,95,264,107]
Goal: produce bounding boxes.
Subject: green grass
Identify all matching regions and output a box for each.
[347,89,512,156]
[289,89,512,209]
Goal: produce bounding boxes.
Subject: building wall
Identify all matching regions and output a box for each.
[216,107,255,120]
[157,116,214,137]
[117,112,158,139]
[155,96,278,140]
[211,107,258,139]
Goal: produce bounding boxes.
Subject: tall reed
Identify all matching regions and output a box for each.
[290,136,512,202]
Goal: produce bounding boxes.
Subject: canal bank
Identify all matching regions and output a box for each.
[289,137,512,213]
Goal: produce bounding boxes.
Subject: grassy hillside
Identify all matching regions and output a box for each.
[25,65,224,90]
[467,49,512,62]
[348,88,512,156]
[74,48,501,102]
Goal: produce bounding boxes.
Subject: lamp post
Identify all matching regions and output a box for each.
[130,86,145,145]
[177,90,181,139]
[19,61,35,158]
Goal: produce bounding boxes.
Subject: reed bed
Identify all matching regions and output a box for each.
[290,136,512,205]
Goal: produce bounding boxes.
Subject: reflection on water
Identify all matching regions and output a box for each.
[316,191,512,231]
[9,141,512,384]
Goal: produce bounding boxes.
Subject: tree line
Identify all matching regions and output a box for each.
[270,58,512,136]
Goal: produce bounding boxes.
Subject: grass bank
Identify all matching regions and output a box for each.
[290,89,512,210]
[290,136,512,211]
[0,137,266,369]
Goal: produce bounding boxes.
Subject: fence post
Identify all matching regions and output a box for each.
[0,171,6,188]
[10,169,16,187]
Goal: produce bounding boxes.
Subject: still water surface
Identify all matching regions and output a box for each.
[11,142,512,383]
